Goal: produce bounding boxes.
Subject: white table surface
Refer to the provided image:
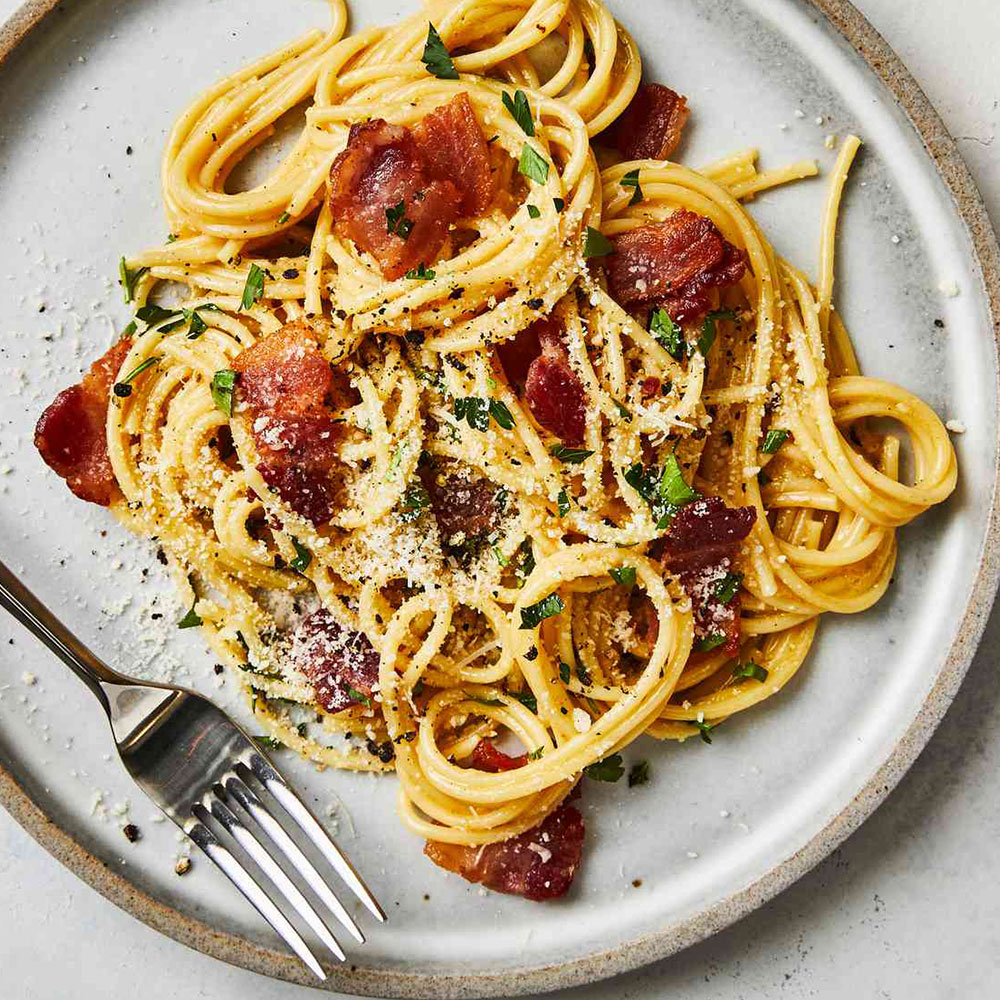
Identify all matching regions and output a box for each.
[3,1,1000,997]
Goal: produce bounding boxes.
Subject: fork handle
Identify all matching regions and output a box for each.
[0,557,125,707]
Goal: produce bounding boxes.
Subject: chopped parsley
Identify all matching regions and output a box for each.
[515,538,535,586]
[553,197,565,213]
[135,304,177,326]
[694,633,726,653]
[502,89,535,136]
[697,308,735,356]
[762,428,791,454]
[113,356,161,398]
[609,565,636,588]
[421,23,458,79]
[527,746,545,761]
[620,168,644,205]
[488,399,515,429]
[240,263,265,311]
[628,760,650,787]
[613,399,633,422]
[177,598,202,629]
[583,226,615,258]
[253,735,284,751]
[526,203,541,219]
[550,444,593,464]
[289,539,312,573]
[118,257,148,303]
[277,210,290,224]
[690,719,717,744]
[732,661,769,683]
[559,661,571,684]
[453,396,489,431]
[405,262,436,280]
[519,592,565,629]
[519,143,550,184]
[385,200,413,239]
[514,689,538,713]
[557,487,571,517]
[714,571,742,605]
[398,483,431,523]
[585,754,625,782]
[347,686,372,708]
[649,307,685,360]
[210,369,238,416]
[623,453,699,528]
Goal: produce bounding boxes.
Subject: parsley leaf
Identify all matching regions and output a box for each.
[398,483,430,523]
[421,23,458,79]
[609,565,636,588]
[514,689,538,713]
[177,599,202,629]
[557,487,570,517]
[290,539,312,573]
[404,262,435,280]
[253,735,284,751]
[515,538,535,586]
[277,210,290,224]
[119,257,148,303]
[553,197,565,213]
[628,760,650,787]
[714,571,742,605]
[136,304,178,326]
[240,263,265,311]
[613,399,633,422]
[453,396,490,431]
[211,369,238,416]
[694,633,726,653]
[526,203,541,219]
[347,686,372,708]
[624,453,699,528]
[649,307,685,360]
[502,89,535,136]
[488,399,515,430]
[583,226,615,258]
[519,143,550,184]
[585,754,625,782]
[689,719,717,744]
[113,356,161,398]
[527,746,545,761]
[559,661,571,684]
[385,200,413,239]
[698,308,735,356]
[762,428,791,454]
[550,444,593,464]
[519,592,565,629]
[733,660,769,683]
[620,168,644,205]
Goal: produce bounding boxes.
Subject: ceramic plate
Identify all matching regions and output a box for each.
[0,0,998,996]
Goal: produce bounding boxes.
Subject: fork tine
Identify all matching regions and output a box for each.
[228,770,365,944]
[186,820,327,980]
[248,752,386,922]
[202,797,346,963]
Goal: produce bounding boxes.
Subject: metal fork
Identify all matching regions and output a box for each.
[0,559,385,980]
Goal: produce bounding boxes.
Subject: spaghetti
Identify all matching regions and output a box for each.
[34,0,957,899]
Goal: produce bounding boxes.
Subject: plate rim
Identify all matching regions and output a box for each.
[1,0,999,996]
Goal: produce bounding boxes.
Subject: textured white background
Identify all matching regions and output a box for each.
[2,1,999,997]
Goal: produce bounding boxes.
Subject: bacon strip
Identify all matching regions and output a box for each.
[497,319,586,445]
[613,84,690,161]
[605,210,748,323]
[328,95,494,280]
[472,739,527,772]
[660,496,757,656]
[233,321,355,525]
[34,338,132,506]
[425,797,584,901]
[418,458,502,547]
[289,607,381,714]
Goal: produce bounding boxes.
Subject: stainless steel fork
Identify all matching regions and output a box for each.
[0,559,385,980]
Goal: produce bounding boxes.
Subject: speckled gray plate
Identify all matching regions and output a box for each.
[0,0,998,997]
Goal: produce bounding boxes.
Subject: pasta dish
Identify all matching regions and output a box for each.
[34,0,957,900]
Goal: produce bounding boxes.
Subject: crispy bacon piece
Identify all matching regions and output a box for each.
[418,459,501,546]
[497,319,587,445]
[605,210,748,323]
[290,607,380,714]
[661,496,757,656]
[233,321,354,524]
[613,84,690,161]
[34,338,132,506]
[472,739,527,772]
[413,93,496,217]
[328,95,494,280]
[425,797,584,901]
